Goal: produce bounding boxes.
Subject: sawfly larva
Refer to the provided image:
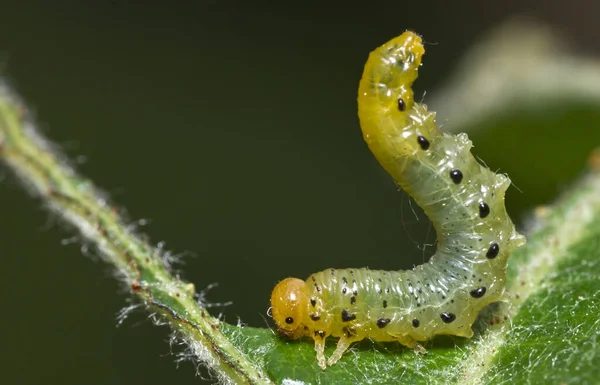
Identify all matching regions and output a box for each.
[270,31,525,370]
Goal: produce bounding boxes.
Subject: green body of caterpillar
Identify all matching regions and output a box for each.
[270,31,526,370]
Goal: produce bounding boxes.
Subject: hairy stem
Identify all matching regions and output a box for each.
[0,84,273,385]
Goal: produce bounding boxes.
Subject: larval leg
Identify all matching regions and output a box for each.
[315,337,326,370]
[390,333,427,354]
[326,335,360,367]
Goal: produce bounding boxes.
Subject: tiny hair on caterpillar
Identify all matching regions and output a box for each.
[269,31,526,370]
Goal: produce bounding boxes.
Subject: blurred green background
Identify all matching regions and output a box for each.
[2,1,600,384]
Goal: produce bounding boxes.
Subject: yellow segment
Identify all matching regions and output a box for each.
[358,31,429,180]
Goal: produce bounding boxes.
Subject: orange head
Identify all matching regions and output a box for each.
[269,277,309,339]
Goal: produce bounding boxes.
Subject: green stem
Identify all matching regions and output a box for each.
[0,85,273,385]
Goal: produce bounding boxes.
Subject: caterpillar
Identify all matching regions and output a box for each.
[269,31,526,370]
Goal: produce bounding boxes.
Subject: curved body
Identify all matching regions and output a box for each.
[270,31,525,370]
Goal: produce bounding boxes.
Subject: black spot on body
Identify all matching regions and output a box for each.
[285,317,294,324]
[450,169,463,184]
[440,312,456,323]
[398,97,406,111]
[315,330,325,338]
[412,319,420,328]
[342,287,347,294]
[310,298,316,307]
[341,309,356,322]
[486,243,500,258]
[470,286,487,298]
[377,318,391,328]
[350,296,356,304]
[479,202,490,218]
[342,277,347,284]
[417,135,430,150]
[383,300,388,308]
[310,314,320,321]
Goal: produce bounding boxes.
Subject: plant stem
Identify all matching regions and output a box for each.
[0,84,273,385]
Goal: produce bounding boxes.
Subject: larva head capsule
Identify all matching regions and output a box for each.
[270,277,309,339]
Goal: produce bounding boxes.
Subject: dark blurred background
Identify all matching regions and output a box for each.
[1,1,600,384]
